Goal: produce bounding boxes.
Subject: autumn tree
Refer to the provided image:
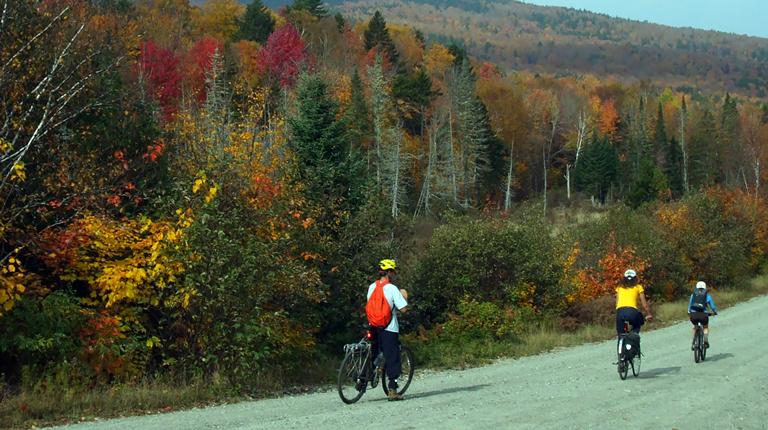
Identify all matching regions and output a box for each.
[257,24,309,89]
[0,0,134,268]
[476,77,529,209]
[392,67,438,191]
[191,0,244,42]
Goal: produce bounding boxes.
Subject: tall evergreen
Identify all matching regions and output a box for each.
[344,69,371,154]
[286,0,327,19]
[627,158,669,208]
[333,11,346,32]
[448,43,469,66]
[452,57,489,207]
[475,99,507,204]
[289,73,364,210]
[761,102,768,125]
[689,108,719,188]
[720,92,741,187]
[666,136,684,197]
[392,67,438,137]
[575,133,617,203]
[235,0,275,45]
[363,11,400,67]
[653,102,668,153]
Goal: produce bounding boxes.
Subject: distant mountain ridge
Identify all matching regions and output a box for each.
[193,0,768,98]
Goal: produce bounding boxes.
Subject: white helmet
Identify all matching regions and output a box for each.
[623,269,637,280]
[696,281,706,289]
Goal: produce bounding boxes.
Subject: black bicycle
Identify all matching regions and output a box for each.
[337,326,415,404]
[693,312,714,363]
[616,318,641,380]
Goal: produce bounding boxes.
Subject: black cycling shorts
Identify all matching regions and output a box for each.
[690,312,709,326]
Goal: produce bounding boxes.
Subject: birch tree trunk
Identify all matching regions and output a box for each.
[504,137,515,211]
[679,99,689,193]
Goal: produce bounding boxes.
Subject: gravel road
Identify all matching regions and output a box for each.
[56,295,768,430]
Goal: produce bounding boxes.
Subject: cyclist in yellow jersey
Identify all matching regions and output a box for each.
[615,269,653,334]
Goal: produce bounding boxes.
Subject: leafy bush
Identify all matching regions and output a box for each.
[441,299,512,341]
[413,205,569,325]
[155,182,322,390]
[0,291,89,384]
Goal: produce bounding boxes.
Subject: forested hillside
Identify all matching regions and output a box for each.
[334,0,768,99]
[3,1,768,424]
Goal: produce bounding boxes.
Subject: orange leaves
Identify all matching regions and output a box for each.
[592,97,620,141]
[142,140,165,163]
[573,233,649,302]
[78,310,126,375]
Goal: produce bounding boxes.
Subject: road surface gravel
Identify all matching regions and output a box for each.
[55,294,768,430]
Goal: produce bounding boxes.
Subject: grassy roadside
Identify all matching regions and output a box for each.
[3,277,767,429]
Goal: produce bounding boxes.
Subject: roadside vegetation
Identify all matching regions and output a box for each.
[5,1,768,429]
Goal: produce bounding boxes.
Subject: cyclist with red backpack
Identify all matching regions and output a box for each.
[689,281,717,349]
[366,259,408,401]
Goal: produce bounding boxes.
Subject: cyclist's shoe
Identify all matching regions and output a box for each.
[691,340,695,351]
[388,389,404,401]
[704,340,710,348]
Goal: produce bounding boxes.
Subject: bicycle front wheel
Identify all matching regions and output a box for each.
[382,345,415,396]
[338,352,367,404]
[694,329,702,363]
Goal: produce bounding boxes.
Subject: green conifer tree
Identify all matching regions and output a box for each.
[289,73,364,210]
[235,0,276,44]
[286,0,327,19]
[363,11,400,67]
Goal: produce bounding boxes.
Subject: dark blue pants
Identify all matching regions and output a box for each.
[377,328,401,389]
[616,307,644,335]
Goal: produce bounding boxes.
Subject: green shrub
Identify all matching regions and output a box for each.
[441,299,512,341]
[413,205,568,325]
[0,291,89,384]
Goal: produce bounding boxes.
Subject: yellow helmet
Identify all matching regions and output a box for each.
[379,259,397,271]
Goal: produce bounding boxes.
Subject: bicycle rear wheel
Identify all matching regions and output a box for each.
[617,338,628,380]
[382,345,415,396]
[338,351,367,404]
[631,353,641,377]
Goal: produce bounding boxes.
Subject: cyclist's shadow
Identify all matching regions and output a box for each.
[636,366,681,378]
[372,384,491,401]
[702,352,734,362]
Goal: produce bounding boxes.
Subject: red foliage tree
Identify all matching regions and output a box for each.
[189,38,224,102]
[135,41,183,122]
[257,25,310,89]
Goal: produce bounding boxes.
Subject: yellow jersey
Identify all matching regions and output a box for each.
[615,285,644,309]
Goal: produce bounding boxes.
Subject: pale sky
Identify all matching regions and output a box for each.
[521,0,768,39]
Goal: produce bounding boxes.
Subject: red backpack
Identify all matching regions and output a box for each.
[366,280,392,328]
